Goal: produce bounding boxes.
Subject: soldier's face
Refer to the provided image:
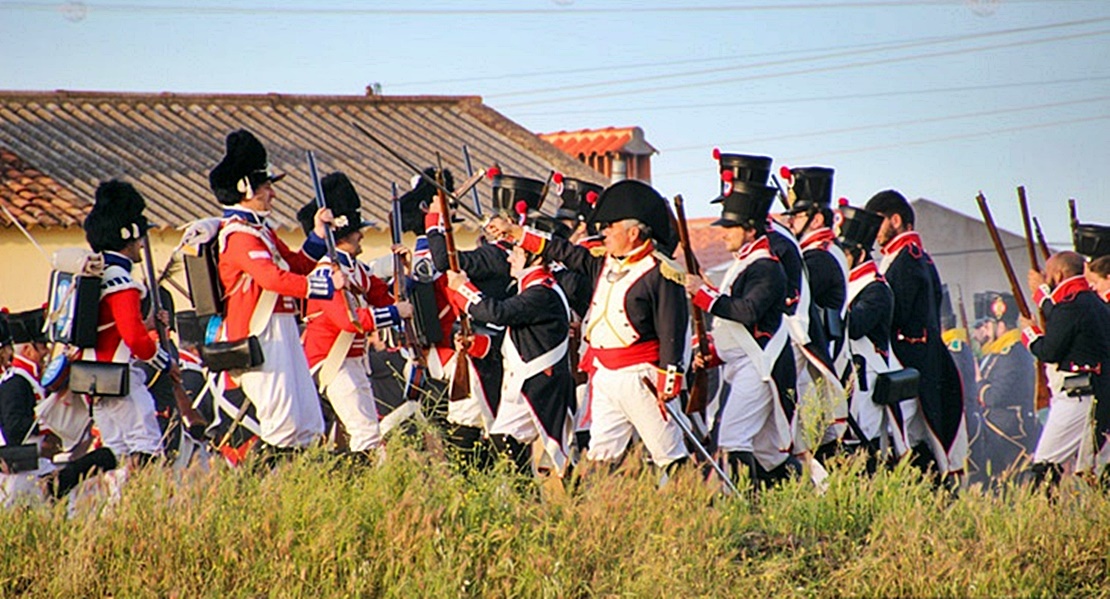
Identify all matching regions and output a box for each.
[722,226,753,252]
[601,220,640,256]
[875,213,902,246]
[241,182,276,213]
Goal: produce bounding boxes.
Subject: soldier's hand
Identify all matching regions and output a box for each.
[331,268,347,291]
[156,309,171,329]
[445,270,469,290]
[692,352,707,370]
[313,208,335,239]
[395,300,414,319]
[454,332,473,352]
[1027,269,1047,293]
[1018,315,1036,331]
[684,274,705,296]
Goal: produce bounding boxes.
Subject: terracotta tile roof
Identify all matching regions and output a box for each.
[681,216,733,271]
[1,147,90,228]
[0,90,606,230]
[539,126,657,159]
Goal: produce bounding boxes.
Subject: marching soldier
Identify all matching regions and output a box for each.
[298,172,411,456]
[446,237,575,477]
[209,129,345,452]
[81,180,173,464]
[973,293,1038,483]
[836,205,906,468]
[508,180,690,472]
[1021,251,1110,484]
[685,179,798,487]
[865,190,966,481]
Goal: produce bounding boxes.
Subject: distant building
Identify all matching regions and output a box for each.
[539,126,656,184]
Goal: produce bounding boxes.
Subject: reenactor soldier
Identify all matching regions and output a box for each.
[81,180,173,464]
[974,292,1039,482]
[1022,251,1110,484]
[209,129,344,452]
[865,190,966,481]
[685,177,798,487]
[298,172,411,456]
[509,180,691,472]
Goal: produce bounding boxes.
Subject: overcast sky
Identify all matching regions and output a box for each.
[2,0,1107,245]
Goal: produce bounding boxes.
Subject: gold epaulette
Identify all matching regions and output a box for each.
[589,246,607,258]
[654,251,687,285]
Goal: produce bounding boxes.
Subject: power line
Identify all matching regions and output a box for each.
[1,0,1102,17]
[507,74,1110,117]
[659,94,1110,152]
[499,26,1110,107]
[490,16,1110,100]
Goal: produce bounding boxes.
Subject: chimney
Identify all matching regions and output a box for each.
[611,155,627,183]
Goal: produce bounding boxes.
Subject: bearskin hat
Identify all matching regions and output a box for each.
[398,167,454,235]
[84,180,150,253]
[208,129,285,206]
[296,172,374,240]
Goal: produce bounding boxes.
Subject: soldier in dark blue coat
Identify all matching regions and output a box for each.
[1022,251,1110,485]
[865,190,966,480]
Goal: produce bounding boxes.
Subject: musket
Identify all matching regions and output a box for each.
[976,192,1033,320]
[955,285,973,348]
[351,120,486,220]
[140,237,208,434]
[672,195,710,415]
[461,144,483,220]
[307,150,363,334]
[1033,217,1051,262]
[434,151,472,401]
[535,170,556,213]
[1016,186,1053,411]
[770,174,791,212]
[391,182,428,401]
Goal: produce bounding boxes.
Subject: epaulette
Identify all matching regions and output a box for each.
[653,251,687,285]
[589,246,606,258]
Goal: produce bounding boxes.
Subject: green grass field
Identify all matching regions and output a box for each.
[2,434,1109,598]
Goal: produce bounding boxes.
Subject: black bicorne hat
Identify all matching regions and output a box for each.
[836,204,884,252]
[974,291,1018,328]
[711,151,773,204]
[8,307,46,344]
[297,172,374,240]
[782,166,834,215]
[491,174,546,217]
[553,174,604,223]
[711,181,777,229]
[208,129,285,206]
[0,311,11,347]
[1072,222,1110,259]
[590,179,675,254]
[84,180,150,253]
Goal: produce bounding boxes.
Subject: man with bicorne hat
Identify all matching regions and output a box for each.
[685,171,799,487]
[209,129,344,452]
[298,172,411,457]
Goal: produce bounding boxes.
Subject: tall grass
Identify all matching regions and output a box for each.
[2,433,1109,598]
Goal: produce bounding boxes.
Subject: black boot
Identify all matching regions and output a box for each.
[50,448,118,500]
[490,434,533,476]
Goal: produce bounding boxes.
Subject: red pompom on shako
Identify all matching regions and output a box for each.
[712,147,721,160]
[515,200,528,215]
[585,190,599,205]
[720,170,734,183]
[486,164,502,179]
[779,166,793,181]
[552,172,564,184]
[838,197,849,207]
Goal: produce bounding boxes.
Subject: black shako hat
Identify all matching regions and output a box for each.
[297,172,375,239]
[0,311,11,347]
[1073,222,1110,259]
[590,179,676,253]
[491,173,546,217]
[397,167,455,235]
[84,180,150,253]
[711,181,776,229]
[208,129,285,206]
[782,166,834,215]
[554,174,604,223]
[711,151,774,204]
[8,307,47,344]
[836,204,884,252]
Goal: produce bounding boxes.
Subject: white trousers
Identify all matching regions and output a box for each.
[239,313,324,448]
[94,363,163,458]
[586,362,688,467]
[491,390,571,476]
[1033,392,1093,467]
[323,357,382,452]
[716,355,791,471]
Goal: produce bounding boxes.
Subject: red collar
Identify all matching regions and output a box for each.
[849,260,879,282]
[1100,288,1110,303]
[180,349,202,366]
[519,265,554,290]
[613,241,654,265]
[735,235,771,261]
[11,354,40,381]
[881,231,923,257]
[800,227,836,250]
[1051,275,1091,304]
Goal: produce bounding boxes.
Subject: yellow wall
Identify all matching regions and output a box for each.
[0,227,482,313]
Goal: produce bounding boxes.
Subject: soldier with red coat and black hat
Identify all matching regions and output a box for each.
[297,172,412,457]
[865,190,967,482]
[507,179,691,473]
[685,177,799,488]
[81,180,173,464]
[209,129,345,452]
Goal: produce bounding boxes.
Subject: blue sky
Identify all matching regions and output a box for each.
[2,0,1108,244]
